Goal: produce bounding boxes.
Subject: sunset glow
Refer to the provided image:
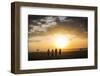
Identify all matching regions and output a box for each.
[54,34,69,48]
[28,15,88,52]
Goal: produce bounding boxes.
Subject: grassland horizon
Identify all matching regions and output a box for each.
[28,48,88,61]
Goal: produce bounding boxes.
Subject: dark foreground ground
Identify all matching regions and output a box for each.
[28,48,88,61]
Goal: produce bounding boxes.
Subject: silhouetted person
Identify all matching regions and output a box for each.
[55,48,57,56]
[51,49,54,56]
[47,49,50,56]
[59,49,61,55]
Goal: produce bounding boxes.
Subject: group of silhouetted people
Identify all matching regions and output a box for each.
[47,48,62,56]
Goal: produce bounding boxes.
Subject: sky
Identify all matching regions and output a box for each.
[28,15,88,52]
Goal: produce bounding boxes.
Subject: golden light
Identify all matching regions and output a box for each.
[54,34,69,48]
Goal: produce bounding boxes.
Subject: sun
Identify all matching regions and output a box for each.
[54,34,69,48]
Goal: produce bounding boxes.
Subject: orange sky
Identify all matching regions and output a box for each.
[28,34,87,52]
[28,15,88,52]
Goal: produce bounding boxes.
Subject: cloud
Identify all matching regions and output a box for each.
[28,15,88,39]
[28,16,71,34]
[58,16,67,22]
[28,16,58,36]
